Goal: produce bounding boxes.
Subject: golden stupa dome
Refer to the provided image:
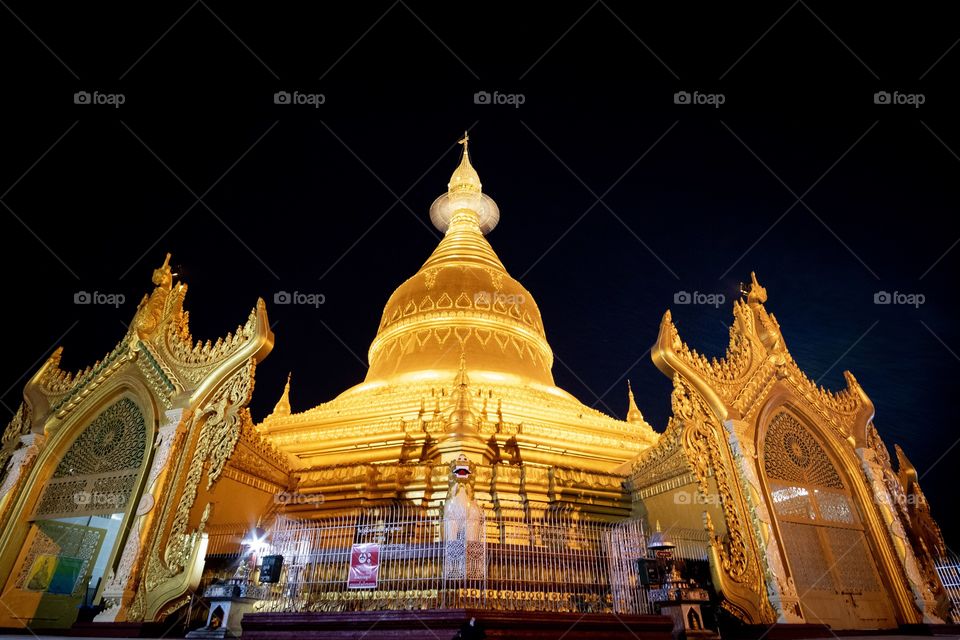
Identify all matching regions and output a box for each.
[365,134,554,386]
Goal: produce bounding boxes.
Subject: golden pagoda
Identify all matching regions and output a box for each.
[259,133,659,518]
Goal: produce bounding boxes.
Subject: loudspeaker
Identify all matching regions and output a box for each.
[260,555,283,583]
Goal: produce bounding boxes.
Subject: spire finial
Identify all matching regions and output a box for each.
[265,373,293,421]
[455,351,469,388]
[448,131,481,195]
[741,271,767,305]
[447,352,476,433]
[429,131,500,234]
[152,252,174,288]
[626,379,645,425]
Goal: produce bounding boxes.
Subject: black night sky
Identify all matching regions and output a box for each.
[2,4,958,546]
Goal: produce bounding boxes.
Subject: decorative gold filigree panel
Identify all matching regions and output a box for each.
[764,412,843,490]
[826,527,880,593]
[52,398,146,478]
[779,522,831,592]
[34,398,146,518]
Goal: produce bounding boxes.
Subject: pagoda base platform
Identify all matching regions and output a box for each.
[241,609,676,639]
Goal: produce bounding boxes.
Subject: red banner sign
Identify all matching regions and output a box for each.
[347,543,380,589]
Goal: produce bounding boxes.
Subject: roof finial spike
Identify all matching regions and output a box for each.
[152,252,174,288]
[626,379,645,425]
[448,131,481,195]
[455,351,469,388]
[447,351,476,433]
[430,130,500,234]
[265,373,292,422]
[743,271,767,305]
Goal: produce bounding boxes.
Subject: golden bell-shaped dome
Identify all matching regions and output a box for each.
[366,137,554,386]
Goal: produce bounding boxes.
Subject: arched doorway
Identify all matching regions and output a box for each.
[1,397,148,628]
[762,410,896,630]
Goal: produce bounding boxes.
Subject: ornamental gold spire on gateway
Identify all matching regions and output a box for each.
[0,132,951,635]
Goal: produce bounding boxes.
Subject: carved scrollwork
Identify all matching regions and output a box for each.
[164,360,255,572]
[663,310,759,395]
[660,278,867,439]
[0,403,32,486]
[656,375,774,623]
[159,304,262,386]
[672,377,755,585]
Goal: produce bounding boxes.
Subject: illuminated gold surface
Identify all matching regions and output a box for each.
[631,272,944,628]
[0,255,276,628]
[261,146,659,483]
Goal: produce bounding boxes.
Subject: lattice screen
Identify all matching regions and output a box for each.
[34,398,146,519]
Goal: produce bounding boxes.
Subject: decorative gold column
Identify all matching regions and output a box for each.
[857,434,943,622]
[723,417,803,623]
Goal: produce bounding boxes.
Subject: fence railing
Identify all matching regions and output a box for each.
[935,553,960,622]
[256,507,654,615]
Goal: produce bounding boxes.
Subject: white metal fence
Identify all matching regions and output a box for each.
[256,507,654,615]
[935,553,960,622]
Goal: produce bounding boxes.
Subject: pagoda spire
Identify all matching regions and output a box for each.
[429,131,500,235]
[626,379,645,424]
[448,131,481,195]
[447,353,476,432]
[266,373,292,421]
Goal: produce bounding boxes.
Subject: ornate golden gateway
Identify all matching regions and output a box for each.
[630,271,948,629]
[0,254,274,629]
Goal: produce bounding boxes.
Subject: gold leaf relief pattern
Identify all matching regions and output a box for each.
[138,360,255,601]
[764,412,844,490]
[669,376,764,604]
[665,293,866,437]
[157,303,262,386]
[0,403,32,488]
[165,360,255,570]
